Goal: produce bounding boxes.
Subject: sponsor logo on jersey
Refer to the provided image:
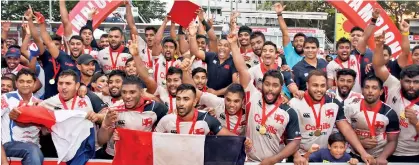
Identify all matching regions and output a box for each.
[219,113,226,120]
[117,120,125,126]
[194,128,206,135]
[303,113,310,118]
[392,97,397,104]
[305,123,331,131]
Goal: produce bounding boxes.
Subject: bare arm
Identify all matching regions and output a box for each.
[336,121,370,159]
[25,9,45,55]
[397,21,411,68]
[378,133,398,161]
[357,9,380,54]
[20,24,31,59]
[170,22,177,40]
[1,21,11,41]
[125,3,138,36]
[372,32,390,82]
[207,21,218,52]
[267,140,300,163]
[228,27,251,89]
[274,3,289,47]
[39,21,60,59]
[188,22,206,60]
[178,32,189,54]
[152,17,170,56]
[130,35,157,94]
[59,0,73,38]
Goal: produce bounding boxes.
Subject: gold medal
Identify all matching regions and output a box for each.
[314,129,321,136]
[259,125,267,135]
[49,79,55,85]
[148,69,154,74]
[400,111,406,120]
[162,80,166,85]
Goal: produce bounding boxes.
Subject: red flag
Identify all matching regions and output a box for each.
[168,0,200,27]
[113,129,153,165]
[16,106,56,130]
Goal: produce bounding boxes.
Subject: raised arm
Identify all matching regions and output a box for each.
[87,8,98,48]
[228,25,251,89]
[178,26,190,54]
[188,22,206,60]
[357,8,380,54]
[1,21,11,41]
[129,35,157,94]
[152,16,170,56]
[125,3,138,36]
[38,13,60,59]
[59,0,73,38]
[274,3,289,47]
[206,18,218,52]
[20,24,31,59]
[372,31,390,82]
[397,21,411,68]
[25,8,45,55]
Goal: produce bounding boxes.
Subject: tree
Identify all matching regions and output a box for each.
[377,1,419,28]
[1,0,166,22]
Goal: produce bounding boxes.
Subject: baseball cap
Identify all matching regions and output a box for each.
[77,54,96,65]
[5,47,21,58]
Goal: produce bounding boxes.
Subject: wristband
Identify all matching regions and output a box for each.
[202,20,211,32]
[277,13,283,17]
[178,25,185,35]
[371,18,377,23]
[401,31,409,36]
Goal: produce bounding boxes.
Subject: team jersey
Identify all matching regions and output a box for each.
[1,64,27,75]
[199,92,246,135]
[97,46,132,74]
[344,97,400,157]
[155,111,222,135]
[34,64,45,99]
[248,64,295,91]
[326,55,361,93]
[243,51,261,68]
[289,95,346,154]
[139,48,154,71]
[1,92,41,145]
[153,55,181,88]
[97,93,124,108]
[333,90,363,103]
[39,94,94,112]
[106,99,168,156]
[244,81,301,161]
[383,75,419,156]
[191,59,207,71]
[154,86,177,114]
[84,48,99,60]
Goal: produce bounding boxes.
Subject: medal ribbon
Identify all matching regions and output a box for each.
[58,95,77,110]
[176,110,198,134]
[261,97,282,126]
[168,94,174,114]
[51,58,59,81]
[400,91,419,110]
[146,48,153,68]
[361,99,382,137]
[260,63,279,75]
[304,92,325,130]
[109,46,125,69]
[334,57,350,69]
[225,109,243,135]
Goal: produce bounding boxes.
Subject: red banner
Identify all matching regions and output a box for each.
[56,0,123,36]
[327,0,402,59]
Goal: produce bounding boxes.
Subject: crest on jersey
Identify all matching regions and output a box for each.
[103,57,108,60]
[142,118,153,127]
[303,113,310,118]
[325,109,334,118]
[194,128,205,135]
[375,121,385,129]
[78,99,87,108]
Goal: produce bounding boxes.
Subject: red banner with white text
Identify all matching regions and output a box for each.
[56,0,123,36]
[327,0,403,59]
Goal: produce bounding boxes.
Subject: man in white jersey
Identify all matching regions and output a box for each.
[372,32,419,162]
[327,38,361,93]
[97,27,132,73]
[97,76,168,157]
[328,68,363,103]
[229,29,301,164]
[248,41,304,98]
[238,25,259,68]
[2,69,43,165]
[344,76,399,165]
[101,70,126,107]
[156,84,234,136]
[288,70,375,165]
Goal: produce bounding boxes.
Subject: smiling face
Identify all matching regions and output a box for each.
[163,42,176,61]
[6,56,20,70]
[336,75,355,98]
[307,75,327,102]
[92,75,109,95]
[262,76,282,104]
[412,49,419,65]
[1,79,14,93]
[217,39,231,60]
[125,60,137,76]
[69,39,84,59]
[108,75,123,98]
[121,84,142,109]
[81,29,93,46]
[261,44,277,66]
[238,32,250,47]
[193,72,207,90]
[167,73,182,96]
[77,61,95,77]
[293,36,305,54]
[16,74,35,96]
[337,42,351,61]
[145,29,156,48]
[57,75,79,101]
[250,36,264,56]
[303,42,318,59]
[197,38,207,51]
[100,37,109,48]
[224,92,243,115]
[328,141,347,160]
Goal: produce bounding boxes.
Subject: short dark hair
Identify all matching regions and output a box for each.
[100,34,108,39]
[58,69,80,83]
[294,32,306,41]
[307,70,327,83]
[400,64,419,80]
[1,76,15,90]
[350,26,364,33]
[328,132,346,145]
[225,83,245,99]
[250,31,266,42]
[238,25,252,34]
[362,75,383,89]
[196,34,207,41]
[192,67,207,77]
[162,38,177,49]
[176,83,196,96]
[412,45,419,53]
[304,37,319,48]
[109,27,123,35]
[125,57,134,66]
[79,26,93,36]
[336,68,357,80]
[262,70,284,86]
[167,67,182,78]
[70,35,83,43]
[122,75,143,90]
[92,72,106,83]
[383,44,392,56]
[16,68,36,81]
[6,38,18,44]
[109,70,126,80]
[262,41,277,52]
[52,35,63,42]
[336,37,351,50]
[145,26,157,33]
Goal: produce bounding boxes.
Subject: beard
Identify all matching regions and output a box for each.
[401,88,419,101]
[262,91,280,104]
[294,47,304,55]
[338,87,350,98]
[110,90,121,98]
[110,43,122,50]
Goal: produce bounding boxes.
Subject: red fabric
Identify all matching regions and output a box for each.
[168,0,200,27]
[113,128,153,165]
[16,106,56,130]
